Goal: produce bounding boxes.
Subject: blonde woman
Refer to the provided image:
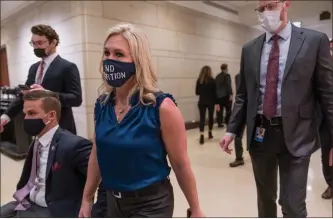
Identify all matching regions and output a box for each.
[79,23,204,217]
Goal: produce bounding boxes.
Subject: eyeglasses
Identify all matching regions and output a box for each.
[254,1,283,13]
[29,40,48,47]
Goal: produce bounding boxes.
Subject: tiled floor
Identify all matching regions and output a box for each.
[1,127,331,217]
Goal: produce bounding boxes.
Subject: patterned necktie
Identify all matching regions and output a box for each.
[13,140,42,210]
[263,34,280,119]
[36,61,44,84]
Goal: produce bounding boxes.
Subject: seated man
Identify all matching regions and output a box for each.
[0,90,92,217]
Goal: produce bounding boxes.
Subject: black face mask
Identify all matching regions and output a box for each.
[34,48,48,58]
[103,59,136,87]
[23,118,47,136]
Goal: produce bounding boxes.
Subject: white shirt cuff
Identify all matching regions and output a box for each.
[225,132,236,137]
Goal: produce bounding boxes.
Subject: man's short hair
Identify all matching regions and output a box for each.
[221,63,228,71]
[23,90,61,121]
[31,24,60,46]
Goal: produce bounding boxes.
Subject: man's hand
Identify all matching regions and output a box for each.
[219,135,234,154]
[0,119,8,133]
[29,84,45,91]
[20,90,30,95]
[229,95,233,101]
[329,148,333,167]
[215,104,220,112]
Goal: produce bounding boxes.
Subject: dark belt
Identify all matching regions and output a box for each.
[255,114,282,127]
[111,178,170,199]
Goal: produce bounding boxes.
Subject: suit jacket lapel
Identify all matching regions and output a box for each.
[45,128,61,180]
[41,55,61,86]
[283,26,305,81]
[27,63,39,86]
[252,34,266,85]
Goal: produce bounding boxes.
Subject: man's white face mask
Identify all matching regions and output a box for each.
[258,8,283,33]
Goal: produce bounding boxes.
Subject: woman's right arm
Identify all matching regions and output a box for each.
[82,135,101,202]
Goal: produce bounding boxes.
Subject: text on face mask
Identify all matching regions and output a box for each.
[104,64,115,72]
[104,72,126,80]
[104,64,127,80]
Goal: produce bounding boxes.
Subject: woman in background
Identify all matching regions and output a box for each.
[195,66,219,145]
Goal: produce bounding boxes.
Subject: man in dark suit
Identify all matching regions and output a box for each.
[0,24,82,134]
[0,90,92,217]
[229,73,245,168]
[215,63,233,127]
[220,0,333,217]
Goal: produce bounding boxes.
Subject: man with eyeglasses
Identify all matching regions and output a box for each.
[220,0,333,217]
[0,24,82,135]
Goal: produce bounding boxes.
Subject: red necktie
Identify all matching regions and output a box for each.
[36,61,44,84]
[263,35,280,119]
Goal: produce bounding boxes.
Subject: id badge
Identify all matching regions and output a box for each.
[254,127,265,142]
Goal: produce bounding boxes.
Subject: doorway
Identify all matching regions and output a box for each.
[0,46,10,86]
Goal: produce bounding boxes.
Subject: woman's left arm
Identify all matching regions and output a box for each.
[160,98,204,217]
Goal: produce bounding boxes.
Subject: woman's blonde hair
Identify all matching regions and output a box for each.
[198,66,213,84]
[99,23,159,104]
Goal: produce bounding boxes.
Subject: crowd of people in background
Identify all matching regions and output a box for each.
[195,63,245,167]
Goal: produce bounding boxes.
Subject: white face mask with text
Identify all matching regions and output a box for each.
[259,9,282,33]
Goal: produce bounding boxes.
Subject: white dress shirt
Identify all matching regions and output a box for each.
[0,52,58,123]
[29,125,59,207]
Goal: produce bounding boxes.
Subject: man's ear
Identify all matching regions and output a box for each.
[52,39,58,47]
[49,110,57,121]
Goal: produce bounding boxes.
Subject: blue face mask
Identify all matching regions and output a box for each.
[103,59,136,87]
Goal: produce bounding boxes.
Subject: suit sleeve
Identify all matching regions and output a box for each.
[314,33,333,149]
[57,63,82,107]
[227,74,233,96]
[5,66,36,119]
[71,138,92,176]
[226,47,247,136]
[212,79,218,104]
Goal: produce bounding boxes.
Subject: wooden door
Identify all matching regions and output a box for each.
[0,46,9,86]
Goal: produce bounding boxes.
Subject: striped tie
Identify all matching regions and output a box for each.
[36,61,44,84]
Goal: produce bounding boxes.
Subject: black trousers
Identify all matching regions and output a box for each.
[0,201,51,218]
[319,123,332,187]
[216,97,232,125]
[249,117,309,218]
[198,104,214,132]
[106,179,174,217]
